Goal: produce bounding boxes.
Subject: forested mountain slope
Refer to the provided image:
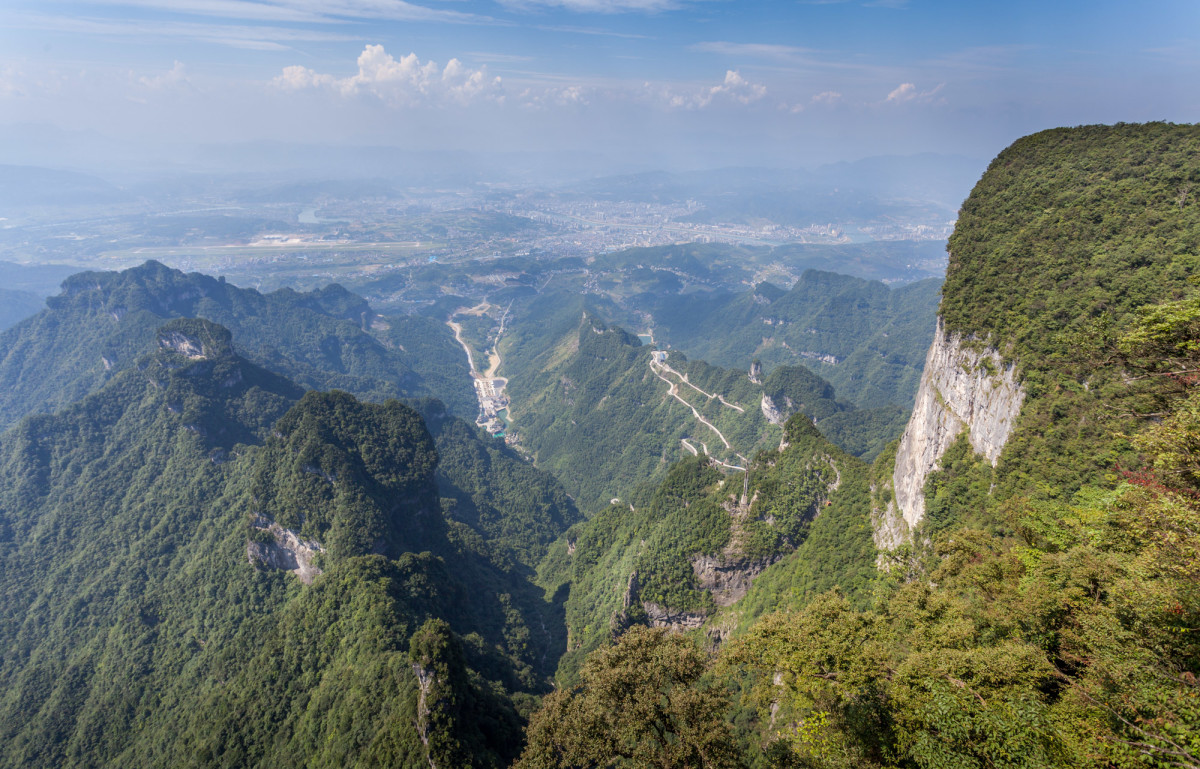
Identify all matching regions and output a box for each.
[521,123,1200,769]
[0,261,579,566]
[642,270,941,408]
[882,122,1200,542]
[6,123,1197,769]
[0,260,475,427]
[0,319,553,768]
[501,294,866,513]
[536,414,877,683]
[501,290,910,514]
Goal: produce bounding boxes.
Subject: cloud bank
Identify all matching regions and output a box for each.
[275,45,502,105]
[649,70,768,109]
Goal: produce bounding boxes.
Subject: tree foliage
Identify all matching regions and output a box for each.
[0,260,476,429]
[517,626,745,769]
[0,321,556,768]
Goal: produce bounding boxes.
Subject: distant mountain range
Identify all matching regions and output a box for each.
[2,124,1197,769]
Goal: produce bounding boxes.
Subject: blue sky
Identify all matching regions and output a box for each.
[0,0,1197,170]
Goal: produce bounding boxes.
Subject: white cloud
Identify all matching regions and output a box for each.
[709,70,767,105]
[886,82,916,102]
[274,45,502,106]
[886,81,945,104]
[648,70,767,109]
[501,0,679,12]
[275,64,337,90]
[58,0,483,25]
[139,61,190,90]
[811,90,842,104]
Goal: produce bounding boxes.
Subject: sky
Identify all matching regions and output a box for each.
[0,0,1197,173]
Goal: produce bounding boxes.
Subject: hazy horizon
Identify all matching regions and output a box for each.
[0,0,1196,178]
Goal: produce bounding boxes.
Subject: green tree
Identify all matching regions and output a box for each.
[517,626,746,769]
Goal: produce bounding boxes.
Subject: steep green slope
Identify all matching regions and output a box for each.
[0,259,584,557]
[907,123,1200,513]
[523,123,1200,769]
[0,319,551,768]
[503,307,782,514]
[0,260,475,428]
[501,291,904,513]
[537,414,876,683]
[0,264,576,573]
[815,403,909,462]
[756,364,908,461]
[733,123,1200,768]
[942,122,1200,354]
[643,270,941,408]
[417,399,583,568]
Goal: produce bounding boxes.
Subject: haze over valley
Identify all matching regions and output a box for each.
[0,1,1198,767]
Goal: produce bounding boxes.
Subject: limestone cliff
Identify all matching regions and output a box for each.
[760,393,786,426]
[643,602,707,631]
[877,317,1025,549]
[691,553,774,608]
[246,514,325,584]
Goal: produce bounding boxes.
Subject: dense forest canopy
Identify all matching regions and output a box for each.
[0,123,1197,768]
[523,122,1200,767]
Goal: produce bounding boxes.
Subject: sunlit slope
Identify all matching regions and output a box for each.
[0,319,550,768]
[503,308,783,514]
[0,260,475,428]
[639,270,941,409]
[536,414,876,683]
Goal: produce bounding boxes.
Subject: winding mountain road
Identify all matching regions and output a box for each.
[654,360,745,413]
[650,362,732,450]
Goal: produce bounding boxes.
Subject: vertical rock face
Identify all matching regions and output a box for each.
[878,317,1025,549]
[643,602,707,631]
[246,516,325,584]
[691,554,775,607]
[760,393,787,425]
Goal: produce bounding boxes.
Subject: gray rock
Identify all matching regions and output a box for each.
[691,554,774,607]
[642,602,707,631]
[246,518,325,584]
[879,317,1025,549]
[760,393,786,425]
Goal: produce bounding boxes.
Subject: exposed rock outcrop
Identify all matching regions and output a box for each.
[156,318,233,361]
[159,331,207,359]
[760,393,786,425]
[412,663,439,769]
[246,516,325,584]
[691,554,774,607]
[643,602,706,631]
[878,317,1025,549]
